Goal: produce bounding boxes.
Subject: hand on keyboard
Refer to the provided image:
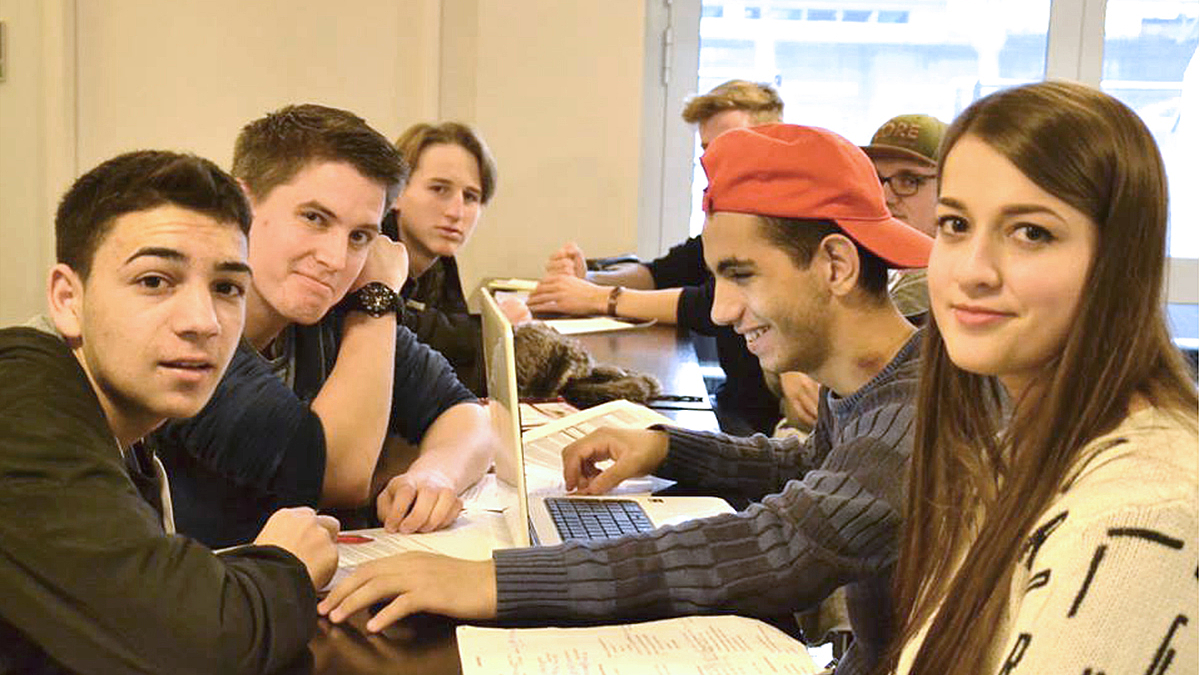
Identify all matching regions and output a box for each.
[562,427,670,495]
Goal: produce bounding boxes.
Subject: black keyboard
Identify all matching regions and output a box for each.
[544,497,655,540]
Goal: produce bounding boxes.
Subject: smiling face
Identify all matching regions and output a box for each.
[51,205,251,443]
[395,142,483,276]
[246,160,387,327]
[703,212,833,375]
[929,135,1098,396]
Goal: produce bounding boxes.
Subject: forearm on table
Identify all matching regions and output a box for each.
[409,402,494,492]
[611,287,683,325]
[310,313,398,506]
[586,263,655,290]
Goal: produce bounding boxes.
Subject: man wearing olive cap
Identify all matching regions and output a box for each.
[319,124,931,675]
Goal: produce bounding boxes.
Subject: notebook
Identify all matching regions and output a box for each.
[481,287,733,547]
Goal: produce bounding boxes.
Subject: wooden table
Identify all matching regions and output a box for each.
[301,322,719,674]
[573,322,719,431]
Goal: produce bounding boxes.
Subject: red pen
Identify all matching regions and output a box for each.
[336,534,374,544]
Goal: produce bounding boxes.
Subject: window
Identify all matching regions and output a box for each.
[878,10,911,24]
[687,0,1052,237]
[1099,1,1198,259]
[644,0,1196,308]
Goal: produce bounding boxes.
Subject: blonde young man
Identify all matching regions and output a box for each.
[532,80,786,435]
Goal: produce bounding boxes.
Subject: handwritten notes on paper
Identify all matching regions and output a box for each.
[457,615,817,674]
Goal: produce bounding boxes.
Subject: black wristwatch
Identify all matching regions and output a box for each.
[339,281,401,318]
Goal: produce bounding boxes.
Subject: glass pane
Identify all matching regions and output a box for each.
[691,0,1051,236]
[1101,0,1199,259]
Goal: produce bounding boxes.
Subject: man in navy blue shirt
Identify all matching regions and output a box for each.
[150,105,494,548]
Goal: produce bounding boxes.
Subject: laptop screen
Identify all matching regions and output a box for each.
[479,288,533,547]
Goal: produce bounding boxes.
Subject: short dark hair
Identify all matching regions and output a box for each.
[232,103,407,206]
[56,150,252,280]
[394,121,498,204]
[757,216,888,300]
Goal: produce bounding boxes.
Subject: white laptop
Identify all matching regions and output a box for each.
[481,288,733,547]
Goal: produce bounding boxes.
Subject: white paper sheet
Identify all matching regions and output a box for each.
[456,615,817,675]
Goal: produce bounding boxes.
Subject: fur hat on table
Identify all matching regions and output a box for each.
[513,322,661,409]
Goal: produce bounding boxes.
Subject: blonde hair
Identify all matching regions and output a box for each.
[681,79,783,125]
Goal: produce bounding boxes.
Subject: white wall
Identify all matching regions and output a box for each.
[0,0,72,325]
[0,0,648,324]
[441,0,647,294]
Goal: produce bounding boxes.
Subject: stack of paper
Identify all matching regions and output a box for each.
[457,615,817,674]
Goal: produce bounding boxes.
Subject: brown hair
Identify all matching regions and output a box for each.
[232,103,407,206]
[681,79,784,125]
[758,217,889,301]
[57,150,251,280]
[394,121,497,204]
[885,81,1198,673]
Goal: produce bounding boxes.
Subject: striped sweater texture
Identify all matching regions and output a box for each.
[494,331,922,675]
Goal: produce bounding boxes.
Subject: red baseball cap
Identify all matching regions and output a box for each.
[701,123,931,269]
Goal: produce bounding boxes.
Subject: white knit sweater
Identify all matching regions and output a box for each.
[897,405,1198,674]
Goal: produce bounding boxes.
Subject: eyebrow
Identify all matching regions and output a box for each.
[939,196,1064,220]
[124,247,185,265]
[300,199,381,233]
[714,258,755,275]
[217,261,253,275]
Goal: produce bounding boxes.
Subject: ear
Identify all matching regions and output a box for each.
[47,263,85,343]
[816,234,861,298]
[236,177,253,202]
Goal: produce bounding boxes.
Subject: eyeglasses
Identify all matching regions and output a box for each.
[878,171,936,197]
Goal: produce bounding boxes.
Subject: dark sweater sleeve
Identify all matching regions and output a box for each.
[387,325,478,443]
[153,342,326,505]
[494,445,902,622]
[646,236,708,289]
[674,279,723,336]
[492,390,910,624]
[652,413,830,497]
[0,334,315,675]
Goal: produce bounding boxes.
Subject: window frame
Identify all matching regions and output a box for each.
[640,0,1197,305]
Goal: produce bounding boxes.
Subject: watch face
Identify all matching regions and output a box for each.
[359,282,396,317]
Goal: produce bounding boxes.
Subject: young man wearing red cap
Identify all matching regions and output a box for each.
[319,124,931,675]
[529,79,787,436]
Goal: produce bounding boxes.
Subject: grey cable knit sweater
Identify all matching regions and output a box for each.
[493,330,922,675]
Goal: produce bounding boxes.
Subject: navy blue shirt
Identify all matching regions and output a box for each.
[150,312,476,548]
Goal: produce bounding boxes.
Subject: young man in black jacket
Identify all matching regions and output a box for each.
[0,150,337,674]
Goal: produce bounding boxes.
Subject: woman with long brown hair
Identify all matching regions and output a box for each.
[886,80,1197,673]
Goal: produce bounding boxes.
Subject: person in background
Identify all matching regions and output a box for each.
[861,113,946,319]
[319,124,933,675]
[885,81,1196,673]
[384,121,530,396]
[0,151,337,673]
[531,79,786,435]
[149,105,494,549]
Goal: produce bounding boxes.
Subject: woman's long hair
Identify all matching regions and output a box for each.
[885,80,1198,673]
